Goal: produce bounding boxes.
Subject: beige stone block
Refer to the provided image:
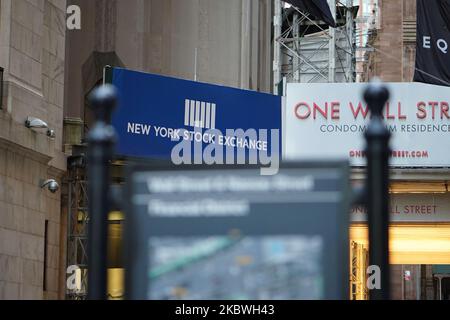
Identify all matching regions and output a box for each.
[47,29,58,57]
[49,54,64,84]
[13,151,25,181]
[41,75,50,101]
[43,1,52,28]
[31,59,43,90]
[48,81,58,106]
[49,198,61,223]
[10,99,33,131]
[12,205,25,230]
[46,220,60,246]
[0,148,6,175]
[0,202,18,230]
[42,25,51,56]
[39,193,49,213]
[11,0,29,29]
[49,0,66,14]
[47,151,66,173]
[5,150,15,178]
[5,177,24,206]
[29,0,45,11]
[47,104,63,131]
[9,47,24,81]
[20,26,33,59]
[33,133,53,158]
[31,32,43,62]
[21,208,45,236]
[45,266,58,292]
[0,281,20,300]
[22,157,33,185]
[0,228,20,256]
[55,81,64,107]
[9,48,39,88]
[20,284,43,300]
[55,30,65,60]
[38,158,49,180]
[0,111,11,132]
[0,254,21,282]
[41,50,50,77]
[51,2,66,37]
[53,128,63,153]
[23,183,41,210]
[22,258,44,287]
[9,80,43,109]
[46,244,59,269]
[20,233,44,261]
[32,7,44,37]
[23,157,41,186]
[0,175,6,202]
[10,20,23,52]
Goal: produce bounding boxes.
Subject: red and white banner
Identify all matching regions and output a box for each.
[284,82,450,166]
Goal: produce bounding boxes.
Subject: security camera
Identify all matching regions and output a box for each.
[41,179,59,193]
[47,129,55,138]
[25,117,48,129]
[25,117,56,138]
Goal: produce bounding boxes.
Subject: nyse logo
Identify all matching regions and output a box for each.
[184,99,216,129]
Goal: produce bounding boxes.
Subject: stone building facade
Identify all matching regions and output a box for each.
[2,0,274,301]
[64,0,273,124]
[0,0,67,299]
[363,0,417,82]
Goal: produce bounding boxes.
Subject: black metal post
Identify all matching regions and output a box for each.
[87,84,117,300]
[364,80,391,300]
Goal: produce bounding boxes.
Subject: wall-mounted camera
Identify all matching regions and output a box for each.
[40,179,60,193]
[25,117,56,139]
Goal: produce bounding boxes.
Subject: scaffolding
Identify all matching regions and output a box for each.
[350,241,369,300]
[65,149,124,300]
[273,0,357,92]
[66,151,89,300]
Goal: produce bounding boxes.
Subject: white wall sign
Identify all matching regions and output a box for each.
[285,82,450,166]
[351,193,450,223]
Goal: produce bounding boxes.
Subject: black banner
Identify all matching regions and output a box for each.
[414,0,450,86]
[284,0,336,28]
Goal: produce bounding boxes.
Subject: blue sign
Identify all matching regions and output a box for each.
[110,67,281,161]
